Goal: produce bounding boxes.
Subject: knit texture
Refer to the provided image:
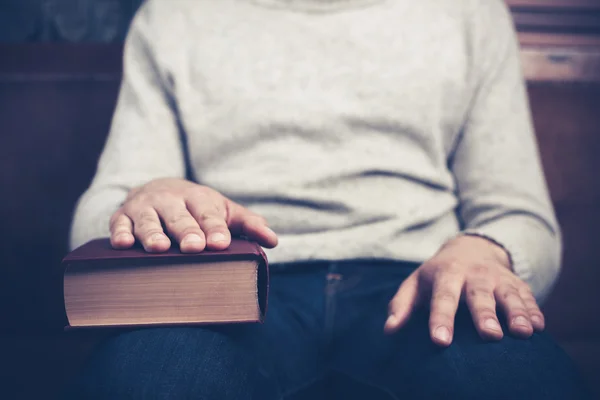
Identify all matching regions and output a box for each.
[70,0,561,302]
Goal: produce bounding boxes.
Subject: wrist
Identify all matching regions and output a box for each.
[455,232,513,271]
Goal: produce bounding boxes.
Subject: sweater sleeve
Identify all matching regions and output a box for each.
[69,1,186,250]
[450,1,562,304]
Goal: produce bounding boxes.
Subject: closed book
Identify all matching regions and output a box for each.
[62,238,269,329]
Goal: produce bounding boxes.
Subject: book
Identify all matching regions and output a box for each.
[62,238,268,329]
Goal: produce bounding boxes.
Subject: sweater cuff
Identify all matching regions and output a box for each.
[459,227,533,290]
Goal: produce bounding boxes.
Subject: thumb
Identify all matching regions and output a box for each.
[384,272,421,334]
[225,200,278,248]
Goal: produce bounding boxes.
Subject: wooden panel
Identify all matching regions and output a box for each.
[521,47,600,82]
[526,79,600,393]
[506,0,600,45]
[512,11,600,33]
[518,32,600,47]
[527,83,600,205]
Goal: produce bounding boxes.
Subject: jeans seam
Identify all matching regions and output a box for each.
[324,262,341,346]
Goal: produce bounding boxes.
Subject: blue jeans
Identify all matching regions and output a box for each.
[67,260,592,399]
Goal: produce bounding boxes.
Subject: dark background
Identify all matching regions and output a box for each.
[0,0,143,43]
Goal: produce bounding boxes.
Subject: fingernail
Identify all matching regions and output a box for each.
[434,326,451,343]
[182,234,203,244]
[209,233,227,243]
[264,226,276,236]
[385,315,398,327]
[513,316,529,327]
[484,319,502,332]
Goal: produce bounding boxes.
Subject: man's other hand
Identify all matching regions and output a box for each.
[108,178,278,253]
[384,235,544,346]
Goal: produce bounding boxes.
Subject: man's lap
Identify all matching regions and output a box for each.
[332,303,591,399]
[67,263,331,400]
[325,262,591,399]
[67,261,591,399]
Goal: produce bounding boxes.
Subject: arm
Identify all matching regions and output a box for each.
[69,1,186,250]
[450,0,561,304]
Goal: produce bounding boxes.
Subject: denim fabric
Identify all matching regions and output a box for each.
[66,261,592,399]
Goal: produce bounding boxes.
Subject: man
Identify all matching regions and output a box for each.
[67,0,591,398]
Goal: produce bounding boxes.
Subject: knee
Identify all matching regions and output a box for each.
[412,333,591,399]
[66,327,259,400]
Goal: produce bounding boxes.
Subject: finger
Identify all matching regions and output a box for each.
[226,200,278,248]
[519,285,545,331]
[186,198,231,250]
[126,206,171,253]
[464,270,503,341]
[154,199,206,253]
[384,272,420,334]
[429,267,465,347]
[495,281,534,338]
[109,211,135,249]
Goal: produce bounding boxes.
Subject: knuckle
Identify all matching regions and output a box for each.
[510,308,528,317]
[469,264,490,277]
[522,296,539,307]
[133,191,152,204]
[499,284,520,299]
[520,290,536,303]
[166,212,193,226]
[134,215,159,232]
[525,302,541,314]
[136,221,156,232]
[192,184,211,194]
[198,211,226,225]
[150,191,175,205]
[467,286,494,301]
[435,267,462,283]
[121,201,136,215]
[112,228,130,236]
[178,227,203,239]
[529,310,544,319]
[475,308,497,319]
[139,228,163,239]
[110,218,130,232]
[188,185,213,201]
[432,290,458,304]
[138,210,157,223]
[519,283,535,297]
[503,290,520,302]
[445,260,465,274]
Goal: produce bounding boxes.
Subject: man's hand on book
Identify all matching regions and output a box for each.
[383,235,544,346]
[108,178,278,253]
